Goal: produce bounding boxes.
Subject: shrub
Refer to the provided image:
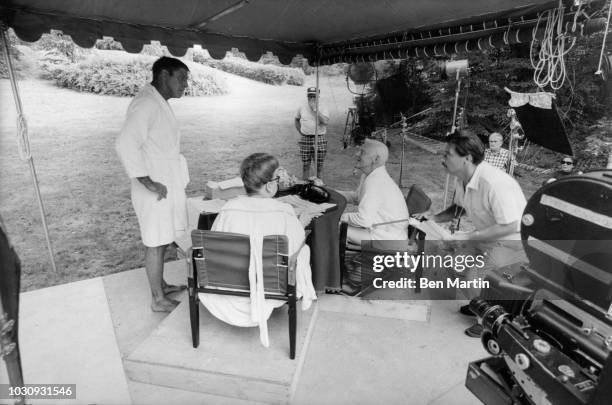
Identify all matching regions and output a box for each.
[258,52,282,66]
[34,30,78,62]
[141,41,170,57]
[0,29,24,79]
[47,54,227,96]
[183,64,228,96]
[95,37,124,51]
[289,55,314,75]
[38,49,72,79]
[193,51,305,86]
[318,63,348,76]
[289,56,347,76]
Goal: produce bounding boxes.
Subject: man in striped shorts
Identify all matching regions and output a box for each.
[295,87,330,180]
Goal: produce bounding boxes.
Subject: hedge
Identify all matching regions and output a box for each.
[193,51,305,86]
[0,29,24,79]
[46,53,227,97]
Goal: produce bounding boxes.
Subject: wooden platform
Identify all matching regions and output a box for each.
[124,299,316,404]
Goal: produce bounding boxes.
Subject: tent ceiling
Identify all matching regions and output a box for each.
[1,0,605,64]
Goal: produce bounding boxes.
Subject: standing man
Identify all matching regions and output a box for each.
[116,57,190,312]
[295,87,330,180]
[484,132,512,172]
[433,130,527,337]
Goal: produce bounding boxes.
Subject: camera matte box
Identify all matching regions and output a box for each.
[520,170,612,321]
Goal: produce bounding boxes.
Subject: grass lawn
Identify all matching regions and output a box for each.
[1,69,548,291]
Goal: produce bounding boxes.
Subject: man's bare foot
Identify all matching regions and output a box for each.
[151,297,180,313]
[162,283,187,295]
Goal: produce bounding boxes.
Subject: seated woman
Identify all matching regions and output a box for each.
[199,153,317,345]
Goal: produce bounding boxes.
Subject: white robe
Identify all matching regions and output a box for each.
[115,83,189,247]
[199,196,317,347]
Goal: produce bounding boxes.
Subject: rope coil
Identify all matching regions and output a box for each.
[530,0,576,90]
[595,0,612,75]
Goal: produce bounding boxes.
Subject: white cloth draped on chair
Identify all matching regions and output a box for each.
[199,196,316,347]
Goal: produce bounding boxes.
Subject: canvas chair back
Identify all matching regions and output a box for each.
[192,230,291,296]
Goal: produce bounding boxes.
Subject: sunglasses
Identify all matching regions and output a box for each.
[561,161,574,165]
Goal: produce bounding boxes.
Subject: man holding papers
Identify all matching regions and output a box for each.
[433,131,526,241]
[432,130,527,337]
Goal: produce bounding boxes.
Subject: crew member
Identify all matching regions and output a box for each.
[295,87,330,180]
[545,156,582,184]
[484,132,512,172]
[433,130,527,337]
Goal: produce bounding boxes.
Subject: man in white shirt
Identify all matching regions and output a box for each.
[339,139,409,244]
[433,130,527,337]
[116,57,190,313]
[295,87,330,180]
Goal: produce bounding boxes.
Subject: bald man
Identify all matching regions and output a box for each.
[484,132,512,172]
[339,139,409,244]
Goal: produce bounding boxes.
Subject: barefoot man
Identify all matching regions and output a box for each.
[116,57,190,312]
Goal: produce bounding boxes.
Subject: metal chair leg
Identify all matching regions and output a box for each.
[188,277,200,348]
[288,291,297,359]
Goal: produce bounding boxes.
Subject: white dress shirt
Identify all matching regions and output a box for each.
[453,161,526,240]
[342,166,409,240]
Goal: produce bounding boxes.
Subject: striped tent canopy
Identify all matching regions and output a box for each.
[1,0,608,64]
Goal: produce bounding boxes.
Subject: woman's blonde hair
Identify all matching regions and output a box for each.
[240,153,279,194]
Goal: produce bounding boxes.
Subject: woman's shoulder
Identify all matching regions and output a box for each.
[221,196,295,215]
[218,196,254,211]
[261,198,296,215]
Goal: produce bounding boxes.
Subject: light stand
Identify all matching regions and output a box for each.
[396,107,432,187]
[442,59,469,208]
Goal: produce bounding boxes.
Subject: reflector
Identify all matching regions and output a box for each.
[348,62,375,84]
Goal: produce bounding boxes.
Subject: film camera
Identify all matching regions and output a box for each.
[465,170,612,405]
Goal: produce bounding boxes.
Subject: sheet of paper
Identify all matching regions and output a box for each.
[276,195,336,216]
[216,176,244,190]
[408,218,452,240]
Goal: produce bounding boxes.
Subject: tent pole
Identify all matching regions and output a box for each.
[314,64,320,178]
[1,26,58,274]
[443,71,462,208]
[399,114,406,187]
